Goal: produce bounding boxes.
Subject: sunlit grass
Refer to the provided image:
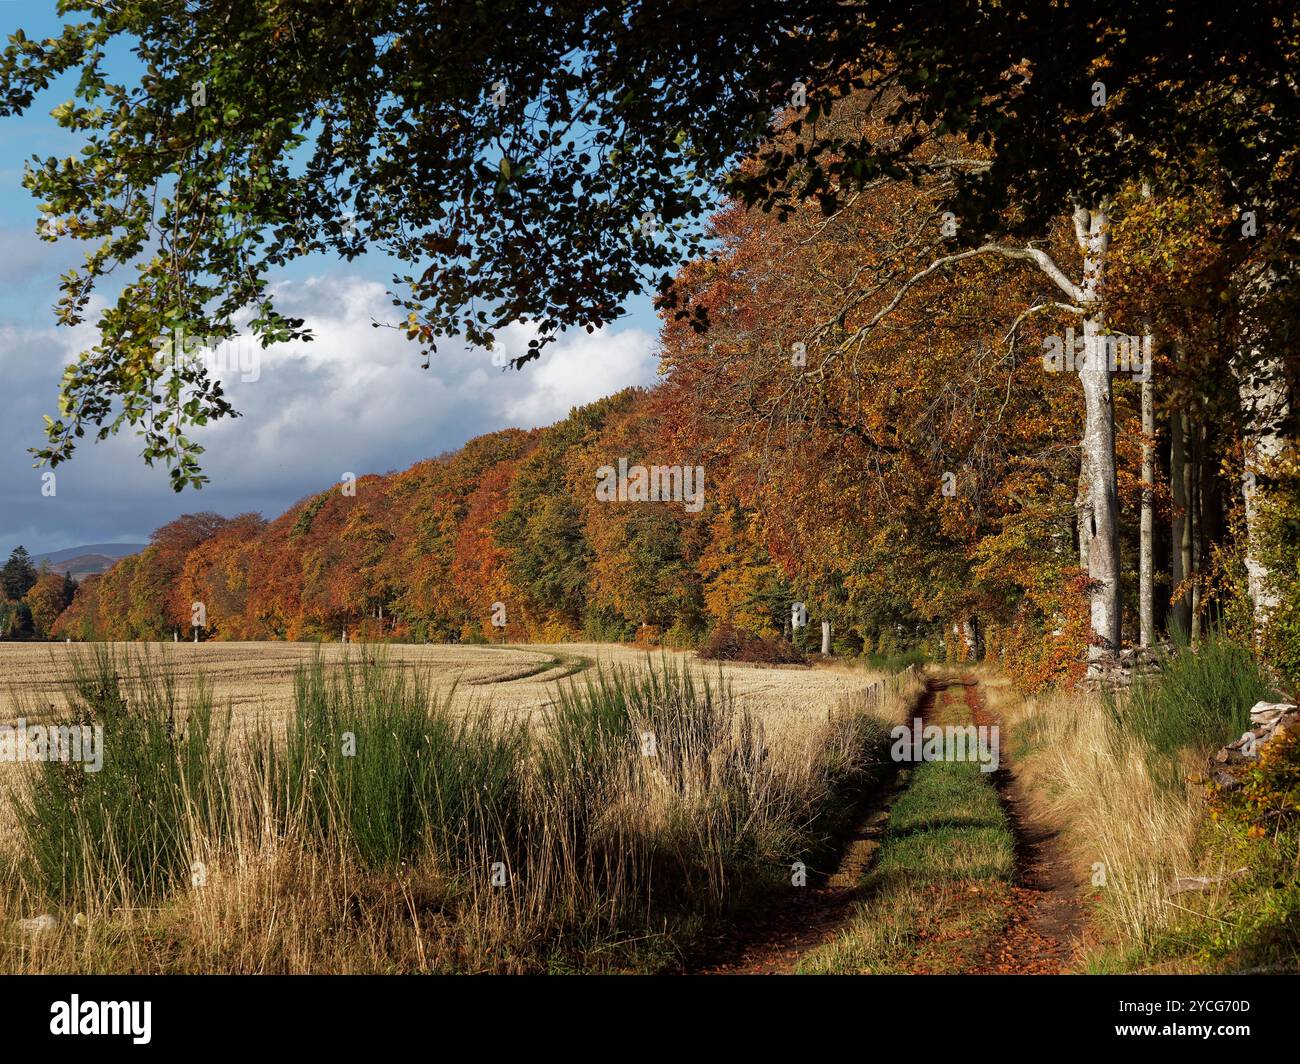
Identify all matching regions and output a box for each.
[0,646,904,973]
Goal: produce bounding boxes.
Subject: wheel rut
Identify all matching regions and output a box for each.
[960,675,1087,974]
[688,674,1087,975]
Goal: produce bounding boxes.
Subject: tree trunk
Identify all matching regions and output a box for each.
[1077,451,1092,572]
[821,619,831,655]
[1190,420,1203,643]
[1139,364,1155,647]
[1238,350,1290,636]
[1179,413,1196,639]
[1077,208,1121,673]
[1170,410,1191,637]
[1137,185,1156,650]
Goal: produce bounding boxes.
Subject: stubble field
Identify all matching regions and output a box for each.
[0,640,887,737]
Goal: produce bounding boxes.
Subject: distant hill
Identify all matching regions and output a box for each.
[31,543,146,581]
[33,543,146,565]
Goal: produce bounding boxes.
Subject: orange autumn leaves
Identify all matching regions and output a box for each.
[55,394,788,646]
[54,102,1175,683]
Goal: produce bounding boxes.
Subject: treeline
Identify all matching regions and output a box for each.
[52,395,817,652]
[53,97,1300,693]
[1,546,76,640]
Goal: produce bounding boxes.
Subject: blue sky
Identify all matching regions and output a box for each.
[0,5,665,559]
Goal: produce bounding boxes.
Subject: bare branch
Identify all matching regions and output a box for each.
[835,242,1084,360]
[1003,300,1085,344]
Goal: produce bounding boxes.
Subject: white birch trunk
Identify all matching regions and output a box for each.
[1180,413,1195,638]
[1190,421,1203,644]
[1170,410,1190,637]
[1077,451,1092,573]
[1137,185,1156,649]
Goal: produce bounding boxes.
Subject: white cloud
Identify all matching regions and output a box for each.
[0,271,662,553]
[500,325,662,426]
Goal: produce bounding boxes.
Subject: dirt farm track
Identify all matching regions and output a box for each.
[0,641,887,735]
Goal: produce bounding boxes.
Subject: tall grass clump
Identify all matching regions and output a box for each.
[254,657,527,872]
[10,644,234,907]
[540,662,739,801]
[1106,626,1276,776]
[525,662,812,936]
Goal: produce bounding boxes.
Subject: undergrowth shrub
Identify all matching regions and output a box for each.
[860,649,927,673]
[1106,626,1275,779]
[1175,729,1300,971]
[698,623,806,665]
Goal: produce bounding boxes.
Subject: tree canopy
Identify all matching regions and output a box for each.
[2,2,1296,486]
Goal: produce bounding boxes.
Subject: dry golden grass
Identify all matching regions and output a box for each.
[976,668,1206,962]
[0,644,910,973]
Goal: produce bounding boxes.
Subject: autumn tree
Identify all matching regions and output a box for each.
[175,514,267,638]
[24,571,68,639]
[498,392,637,636]
[579,392,706,641]
[381,430,535,640]
[451,459,527,642]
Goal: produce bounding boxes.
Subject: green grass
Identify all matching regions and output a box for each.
[1108,626,1276,771]
[873,759,1014,886]
[798,682,1014,974]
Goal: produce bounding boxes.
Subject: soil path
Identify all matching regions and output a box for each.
[961,675,1087,974]
[690,673,1088,975]
[687,679,942,974]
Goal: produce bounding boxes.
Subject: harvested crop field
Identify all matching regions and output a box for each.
[0,641,889,735]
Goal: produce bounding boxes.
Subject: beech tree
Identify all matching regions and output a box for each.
[24,571,67,639]
[2,2,1296,492]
